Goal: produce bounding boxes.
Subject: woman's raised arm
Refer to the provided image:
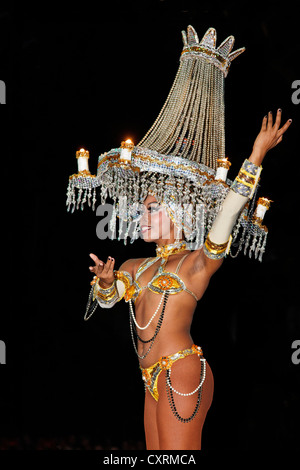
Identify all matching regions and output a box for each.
[199,109,292,276]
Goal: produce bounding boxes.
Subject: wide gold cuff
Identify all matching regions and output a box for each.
[231,159,262,199]
[93,280,118,303]
[203,235,231,260]
[114,270,132,291]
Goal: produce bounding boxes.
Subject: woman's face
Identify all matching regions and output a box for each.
[140,195,174,242]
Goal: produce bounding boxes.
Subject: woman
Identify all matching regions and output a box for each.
[88,110,292,450]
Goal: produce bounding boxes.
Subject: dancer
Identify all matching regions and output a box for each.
[88,109,291,450]
[67,26,291,449]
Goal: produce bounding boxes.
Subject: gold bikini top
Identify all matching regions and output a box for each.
[114,254,198,303]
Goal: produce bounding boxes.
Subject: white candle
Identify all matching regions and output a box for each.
[120,139,134,163]
[252,197,272,226]
[215,158,231,182]
[256,204,267,219]
[254,197,272,221]
[215,167,228,181]
[76,148,89,172]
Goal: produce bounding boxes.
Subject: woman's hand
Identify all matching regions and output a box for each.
[89,253,115,288]
[249,109,292,166]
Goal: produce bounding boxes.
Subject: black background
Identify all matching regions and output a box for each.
[0,0,299,452]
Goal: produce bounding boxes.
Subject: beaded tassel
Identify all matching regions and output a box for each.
[138,58,225,171]
[66,27,271,260]
[129,293,169,360]
[165,356,206,423]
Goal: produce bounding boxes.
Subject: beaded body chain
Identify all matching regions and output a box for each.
[166,356,206,423]
[129,292,169,360]
[128,242,186,360]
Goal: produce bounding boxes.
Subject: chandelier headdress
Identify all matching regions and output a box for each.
[66,26,271,260]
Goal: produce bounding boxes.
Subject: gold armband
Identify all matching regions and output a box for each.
[231,159,262,199]
[114,270,132,291]
[93,278,119,304]
[203,235,232,260]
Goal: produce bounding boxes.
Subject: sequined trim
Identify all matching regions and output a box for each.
[148,272,185,294]
[140,344,203,401]
[231,159,262,199]
[203,234,229,260]
[119,255,198,302]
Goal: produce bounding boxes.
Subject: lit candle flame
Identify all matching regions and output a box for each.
[120,139,134,162]
[76,148,90,172]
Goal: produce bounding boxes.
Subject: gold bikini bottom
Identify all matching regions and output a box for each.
[140,344,203,401]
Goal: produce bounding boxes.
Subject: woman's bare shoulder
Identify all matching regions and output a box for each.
[118,257,150,276]
[185,247,223,278]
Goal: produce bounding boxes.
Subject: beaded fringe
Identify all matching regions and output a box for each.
[67,165,268,260]
[138,58,225,170]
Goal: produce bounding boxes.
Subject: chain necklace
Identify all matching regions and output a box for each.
[155,240,187,258]
[129,292,169,360]
[129,240,187,360]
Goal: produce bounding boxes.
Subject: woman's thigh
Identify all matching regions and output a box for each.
[144,389,160,450]
[156,354,214,450]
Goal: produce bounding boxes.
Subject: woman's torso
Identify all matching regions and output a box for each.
[127,250,209,368]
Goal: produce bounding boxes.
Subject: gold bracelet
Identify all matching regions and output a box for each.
[231,159,262,199]
[203,235,230,260]
[97,279,115,291]
[96,287,118,302]
[204,236,229,254]
[236,170,256,187]
[239,168,256,184]
[93,280,118,303]
[114,270,132,291]
[90,276,115,291]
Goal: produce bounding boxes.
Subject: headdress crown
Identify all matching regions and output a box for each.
[181,26,245,77]
[67,25,268,261]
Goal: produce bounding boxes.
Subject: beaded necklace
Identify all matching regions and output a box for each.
[129,240,187,360]
[155,240,187,258]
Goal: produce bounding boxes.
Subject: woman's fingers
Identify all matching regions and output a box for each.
[278,118,293,137]
[261,115,268,131]
[274,109,292,136]
[89,253,115,279]
[267,110,273,129]
[262,110,292,149]
[89,253,102,266]
[89,253,104,275]
[265,109,292,135]
[274,108,282,129]
[103,257,115,274]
